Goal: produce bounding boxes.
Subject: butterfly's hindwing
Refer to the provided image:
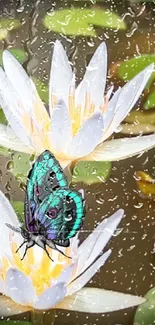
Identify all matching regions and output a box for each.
[56,189,84,240]
[34,191,65,240]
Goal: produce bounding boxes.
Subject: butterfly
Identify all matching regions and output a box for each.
[6,150,85,261]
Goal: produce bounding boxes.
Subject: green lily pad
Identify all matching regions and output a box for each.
[43,8,126,37]
[134,287,155,325]
[0,28,8,40]
[11,152,32,183]
[144,91,155,110]
[118,55,155,87]
[72,161,112,185]
[0,49,27,66]
[0,18,21,31]
[32,77,49,104]
[11,200,24,223]
[0,146,11,157]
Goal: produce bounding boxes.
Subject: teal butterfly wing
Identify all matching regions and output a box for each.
[53,189,85,242]
[25,150,68,232]
[33,188,84,244]
[33,191,65,240]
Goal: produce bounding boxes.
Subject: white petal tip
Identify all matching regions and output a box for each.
[3,50,11,61]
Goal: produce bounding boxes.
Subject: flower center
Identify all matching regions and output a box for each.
[0,237,71,296]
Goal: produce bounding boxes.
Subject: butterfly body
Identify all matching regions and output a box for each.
[6,150,85,260]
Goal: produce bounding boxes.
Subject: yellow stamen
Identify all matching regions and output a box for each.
[72,105,82,136]
[1,237,72,297]
[100,95,109,114]
[83,91,91,118]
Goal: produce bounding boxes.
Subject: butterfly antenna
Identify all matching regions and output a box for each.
[5,223,21,233]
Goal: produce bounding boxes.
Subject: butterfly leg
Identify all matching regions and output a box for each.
[54,245,72,259]
[46,240,71,259]
[16,240,27,254]
[43,245,54,262]
[21,240,35,260]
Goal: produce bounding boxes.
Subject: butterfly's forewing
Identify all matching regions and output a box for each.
[24,150,68,232]
[55,189,85,241]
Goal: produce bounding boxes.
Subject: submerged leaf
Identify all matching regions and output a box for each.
[43,8,126,36]
[0,49,27,65]
[72,161,112,185]
[11,153,32,183]
[135,171,155,197]
[11,201,24,223]
[134,287,155,325]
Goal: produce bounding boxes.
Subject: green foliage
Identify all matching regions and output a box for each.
[32,78,49,104]
[118,54,155,85]
[11,201,24,223]
[0,49,27,65]
[11,152,32,183]
[0,18,21,30]
[0,109,7,125]
[134,287,155,325]
[0,320,32,325]
[72,161,112,185]
[43,8,126,36]
[144,91,155,110]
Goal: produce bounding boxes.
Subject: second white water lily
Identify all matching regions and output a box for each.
[0,41,155,167]
[0,191,144,316]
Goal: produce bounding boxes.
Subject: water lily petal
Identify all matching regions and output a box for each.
[2,51,50,149]
[67,111,104,158]
[75,209,124,276]
[49,40,73,114]
[6,268,36,306]
[0,191,20,258]
[103,87,121,131]
[55,264,75,285]
[3,50,36,114]
[0,68,33,147]
[76,42,107,113]
[50,99,72,152]
[0,124,34,154]
[67,249,111,295]
[0,295,30,316]
[102,64,154,141]
[85,134,155,161]
[57,287,145,313]
[33,282,66,310]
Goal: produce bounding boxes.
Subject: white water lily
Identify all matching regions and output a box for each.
[0,191,145,316]
[0,41,155,168]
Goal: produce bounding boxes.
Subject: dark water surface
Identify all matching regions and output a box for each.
[0,0,155,324]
